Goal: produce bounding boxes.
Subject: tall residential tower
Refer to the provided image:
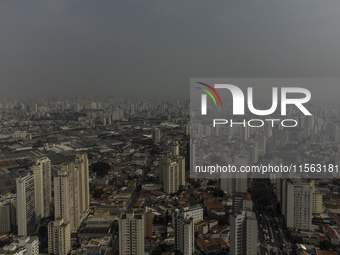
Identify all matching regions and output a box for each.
[32,157,52,219]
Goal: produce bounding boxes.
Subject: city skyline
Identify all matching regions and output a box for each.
[1,1,340,254]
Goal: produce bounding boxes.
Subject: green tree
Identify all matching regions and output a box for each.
[320,240,334,250]
[93,188,104,198]
[207,180,216,186]
[218,217,229,226]
[253,180,272,206]
[213,188,224,197]
[152,245,164,255]
[110,220,119,233]
[90,161,110,177]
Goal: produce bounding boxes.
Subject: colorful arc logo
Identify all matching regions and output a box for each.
[196,82,223,106]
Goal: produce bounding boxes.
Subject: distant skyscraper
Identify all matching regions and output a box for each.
[312,191,323,214]
[171,142,179,157]
[17,174,36,236]
[282,179,313,230]
[232,193,253,214]
[75,153,90,214]
[183,124,190,136]
[0,200,11,234]
[191,141,196,172]
[174,213,194,255]
[32,157,52,219]
[145,209,153,239]
[48,218,71,255]
[275,174,283,203]
[0,193,17,230]
[152,128,161,144]
[258,134,266,156]
[221,172,247,194]
[221,155,248,194]
[160,155,185,194]
[119,210,145,255]
[230,210,257,255]
[54,163,80,231]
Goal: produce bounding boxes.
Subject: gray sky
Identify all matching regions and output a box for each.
[1,0,340,98]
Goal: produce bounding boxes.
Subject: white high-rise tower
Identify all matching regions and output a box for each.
[17,174,36,236]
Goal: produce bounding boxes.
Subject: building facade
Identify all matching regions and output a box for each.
[0,200,11,234]
[54,163,80,231]
[283,179,313,230]
[174,215,194,255]
[230,210,257,255]
[16,174,36,236]
[48,218,71,255]
[32,157,52,219]
[119,210,145,255]
[160,155,185,195]
[75,153,90,213]
[152,128,161,144]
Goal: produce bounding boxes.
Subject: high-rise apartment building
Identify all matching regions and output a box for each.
[54,164,80,231]
[174,214,194,255]
[232,193,253,214]
[54,154,89,232]
[16,174,36,236]
[312,191,323,214]
[32,157,52,219]
[230,210,257,255]
[48,218,71,255]
[145,209,153,239]
[171,142,179,157]
[75,153,90,213]
[119,210,145,255]
[0,193,17,231]
[282,179,313,230]
[0,200,11,234]
[183,124,190,136]
[152,128,161,144]
[159,154,185,195]
[221,172,247,194]
[172,205,203,227]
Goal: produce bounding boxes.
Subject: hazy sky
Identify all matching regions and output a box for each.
[1,0,340,98]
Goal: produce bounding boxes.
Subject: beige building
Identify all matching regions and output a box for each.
[119,210,145,255]
[75,153,90,213]
[311,180,323,214]
[53,153,89,231]
[32,157,52,219]
[48,218,71,255]
[152,128,161,144]
[312,191,323,214]
[160,155,185,195]
[54,163,80,231]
